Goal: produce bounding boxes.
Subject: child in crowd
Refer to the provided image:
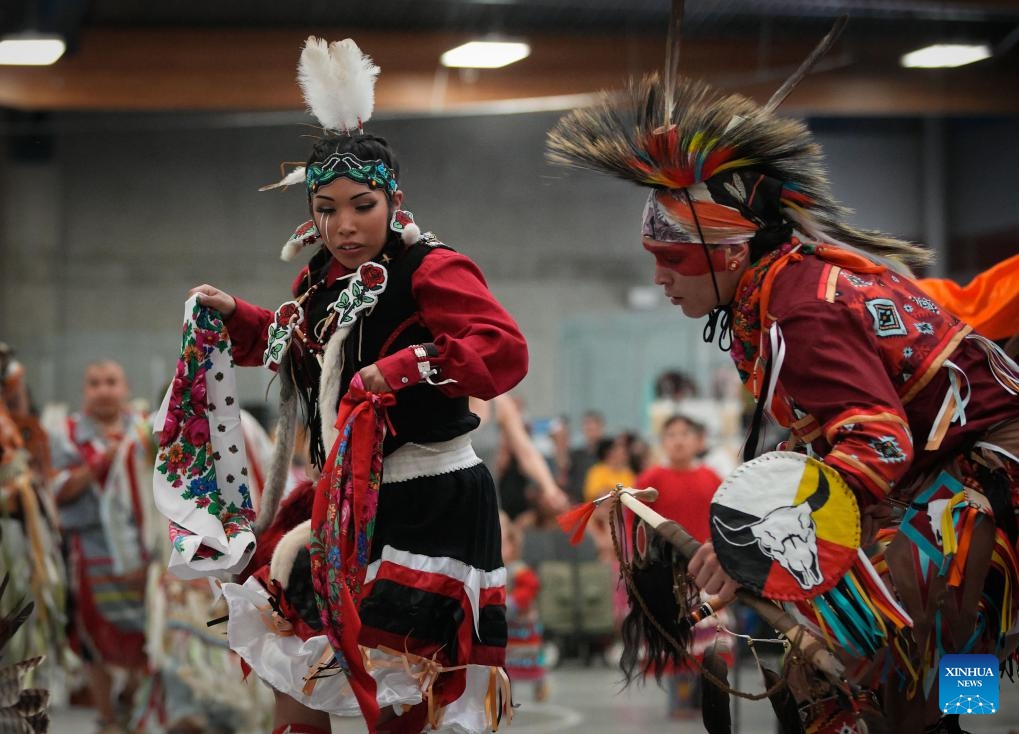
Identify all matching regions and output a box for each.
[634,415,733,720]
[500,512,549,702]
[634,415,721,544]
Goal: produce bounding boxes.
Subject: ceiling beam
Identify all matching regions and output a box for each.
[0,28,1016,115]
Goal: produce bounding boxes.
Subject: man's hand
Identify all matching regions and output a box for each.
[688,541,739,604]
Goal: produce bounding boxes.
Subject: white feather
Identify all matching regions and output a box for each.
[298,37,379,133]
[259,166,307,192]
[319,323,351,454]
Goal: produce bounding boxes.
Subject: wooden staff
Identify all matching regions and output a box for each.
[614,488,845,681]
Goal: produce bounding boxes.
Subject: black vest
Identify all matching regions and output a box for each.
[300,240,479,456]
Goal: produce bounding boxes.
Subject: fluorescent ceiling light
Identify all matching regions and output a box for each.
[0,35,66,66]
[441,41,530,69]
[900,43,991,69]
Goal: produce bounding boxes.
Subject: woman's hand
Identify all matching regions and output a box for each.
[688,541,739,604]
[356,364,392,393]
[188,284,237,318]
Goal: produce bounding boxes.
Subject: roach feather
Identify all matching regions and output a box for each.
[547,73,931,270]
[763,16,848,114]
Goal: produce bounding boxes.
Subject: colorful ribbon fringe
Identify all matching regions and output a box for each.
[308,382,394,733]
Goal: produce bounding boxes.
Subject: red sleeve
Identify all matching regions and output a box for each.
[374,248,529,397]
[225,297,274,367]
[224,266,311,368]
[509,566,540,611]
[771,299,914,505]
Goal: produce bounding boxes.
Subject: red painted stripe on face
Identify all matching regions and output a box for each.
[643,239,727,276]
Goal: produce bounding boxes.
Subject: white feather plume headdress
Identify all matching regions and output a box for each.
[298,36,380,134]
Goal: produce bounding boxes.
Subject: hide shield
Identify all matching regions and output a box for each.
[710,452,860,601]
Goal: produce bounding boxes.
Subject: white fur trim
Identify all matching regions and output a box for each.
[400,222,421,245]
[318,325,351,455]
[280,241,305,262]
[254,360,298,535]
[269,519,312,588]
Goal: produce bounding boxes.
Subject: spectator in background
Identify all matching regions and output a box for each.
[634,415,721,543]
[648,370,698,442]
[500,511,549,702]
[549,415,572,491]
[566,410,605,503]
[622,431,652,475]
[654,370,698,402]
[583,436,637,503]
[583,436,637,562]
[0,343,67,682]
[49,360,155,734]
[470,395,568,520]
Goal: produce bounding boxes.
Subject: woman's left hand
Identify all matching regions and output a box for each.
[357,364,392,393]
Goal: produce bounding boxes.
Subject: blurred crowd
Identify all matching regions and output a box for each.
[1,341,753,732]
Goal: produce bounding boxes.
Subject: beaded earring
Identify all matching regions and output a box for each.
[389,209,421,245]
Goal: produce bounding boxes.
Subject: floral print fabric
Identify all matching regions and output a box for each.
[153,296,257,579]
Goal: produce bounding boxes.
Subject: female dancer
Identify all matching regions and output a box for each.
[183,38,527,734]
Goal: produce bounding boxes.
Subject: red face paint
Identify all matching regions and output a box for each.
[643,239,726,276]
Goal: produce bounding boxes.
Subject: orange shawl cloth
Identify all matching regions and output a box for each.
[919,253,1019,341]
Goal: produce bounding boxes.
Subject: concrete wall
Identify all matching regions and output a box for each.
[1,110,1015,420]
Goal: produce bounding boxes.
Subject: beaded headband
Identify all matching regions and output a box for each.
[305,153,398,196]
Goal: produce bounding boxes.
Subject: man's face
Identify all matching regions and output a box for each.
[582,415,604,445]
[645,238,733,319]
[83,363,129,420]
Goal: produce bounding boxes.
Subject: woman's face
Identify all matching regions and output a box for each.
[606,437,630,468]
[311,176,404,271]
[644,238,747,318]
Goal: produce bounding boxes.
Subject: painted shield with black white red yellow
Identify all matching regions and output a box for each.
[709,452,860,601]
